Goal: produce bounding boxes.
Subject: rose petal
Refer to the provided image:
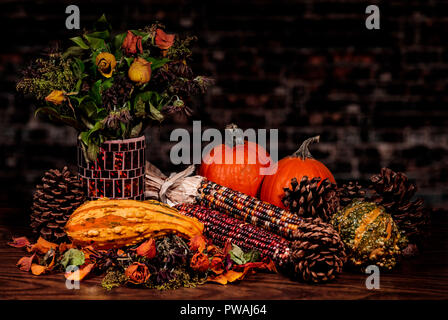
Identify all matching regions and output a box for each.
[8,236,30,248]
[16,254,36,272]
[136,239,156,259]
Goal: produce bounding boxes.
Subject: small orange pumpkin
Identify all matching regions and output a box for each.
[199,124,272,197]
[260,136,335,208]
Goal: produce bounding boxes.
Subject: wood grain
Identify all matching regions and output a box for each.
[0,208,447,300]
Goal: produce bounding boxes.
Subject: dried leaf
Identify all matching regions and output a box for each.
[208,270,244,285]
[210,257,225,275]
[58,242,75,254]
[8,236,30,248]
[16,254,36,272]
[28,237,58,254]
[31,264,47,276]
[60,249,85,269]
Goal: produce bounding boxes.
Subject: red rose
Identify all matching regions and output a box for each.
[190,252,210,272]
[155,29,175,50]
[122,30,143,56]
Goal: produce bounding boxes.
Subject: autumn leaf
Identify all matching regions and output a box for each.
[31,264,47,276]
[28,237,58,254]
[59,242,75,254]
[207,270,244,285]
[8,236,30,248]
[16,254,36,272]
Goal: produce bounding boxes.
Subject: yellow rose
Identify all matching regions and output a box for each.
[45,90,65,105]
[128,57,152,85]
[95,52,116,78]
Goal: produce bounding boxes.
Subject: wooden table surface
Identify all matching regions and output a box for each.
[0,208,447,300]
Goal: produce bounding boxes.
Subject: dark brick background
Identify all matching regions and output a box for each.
[1,0,447,209]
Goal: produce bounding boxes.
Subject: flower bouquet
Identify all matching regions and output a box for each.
[16,15,213,199]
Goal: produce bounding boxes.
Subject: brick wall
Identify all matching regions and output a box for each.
[1,0,447,208]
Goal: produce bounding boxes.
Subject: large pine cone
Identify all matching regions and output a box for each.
[282,176,339,222]
[290,217,346,283]
[370,168,430,253]
[30,167,85,243]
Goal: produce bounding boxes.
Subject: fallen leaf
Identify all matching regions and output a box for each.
[210,257,225,275]
[16,254,36,272]
[29,237,58,254]
[208,270,244,285]
[8,236,30,248]
[31,264,47,276]
[60,249,85,269]
[65,263,95,281]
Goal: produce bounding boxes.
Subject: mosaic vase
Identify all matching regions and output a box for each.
[78,136,146,200]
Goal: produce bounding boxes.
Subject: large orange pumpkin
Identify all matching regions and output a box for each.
[260,136,336,208]
[199,125,272,197]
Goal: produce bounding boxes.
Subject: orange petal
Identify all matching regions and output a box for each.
[136,239,156,259]
[31,264,47,276]
[208,270,244,285]
[65,263,95,281]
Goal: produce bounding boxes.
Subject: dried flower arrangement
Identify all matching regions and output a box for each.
[16,15,213,161]
[9,234,276,290]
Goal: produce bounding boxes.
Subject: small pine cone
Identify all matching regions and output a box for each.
[337,181,366,208]
[30,167,85,243]
[282,176,340,222]
[370,168,430,247]
[290,217,347,283]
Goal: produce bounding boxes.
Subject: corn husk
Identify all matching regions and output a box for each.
[144,162,203,206]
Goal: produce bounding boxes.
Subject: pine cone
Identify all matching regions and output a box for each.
[290,217,346,283]
[30,167,85,243]
[369,168,430,249]
[337,181,367,208]
[282,176,339,222]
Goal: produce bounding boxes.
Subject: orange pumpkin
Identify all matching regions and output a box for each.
[260,136,336,208]
[199,125,272,197]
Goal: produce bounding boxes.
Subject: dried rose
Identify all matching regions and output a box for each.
[189,234,207,253]
[95,52,117,78]
[136,239,156,259]
[8,236,30,248]
[122,30,143,56]
[125,262,151,284]
[210,257,225,275]
[155,29,175,50]
[45,90,65,105]
[190,252,210,272]
[128,57,152,85]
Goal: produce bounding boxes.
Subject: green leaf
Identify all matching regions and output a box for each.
[114,32,127,51]
[84,35,106,50]
[79,131,89,146]
[87,121,104,139]
[60,249,85,269]
[134,98,146,117]
[87,140,100,162]
[101,78,114,91]
[86,30,110,40]
[89,80,102,105]
[130,122,143,137]
[70,36,90,49]
[145,57,170,70]
[62,46,85,59]
[124,56,134,67]
[229,244,246,265]
[243,250,260,263]
[79,100,98,119]
[130,29,150,41]
[120,122,127,138]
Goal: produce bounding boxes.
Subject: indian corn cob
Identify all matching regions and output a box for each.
[176,203,346,283]
[198,180,309,240]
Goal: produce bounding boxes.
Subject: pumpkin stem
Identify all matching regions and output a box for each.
[225,123,244,145]
[292,135,320,160]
